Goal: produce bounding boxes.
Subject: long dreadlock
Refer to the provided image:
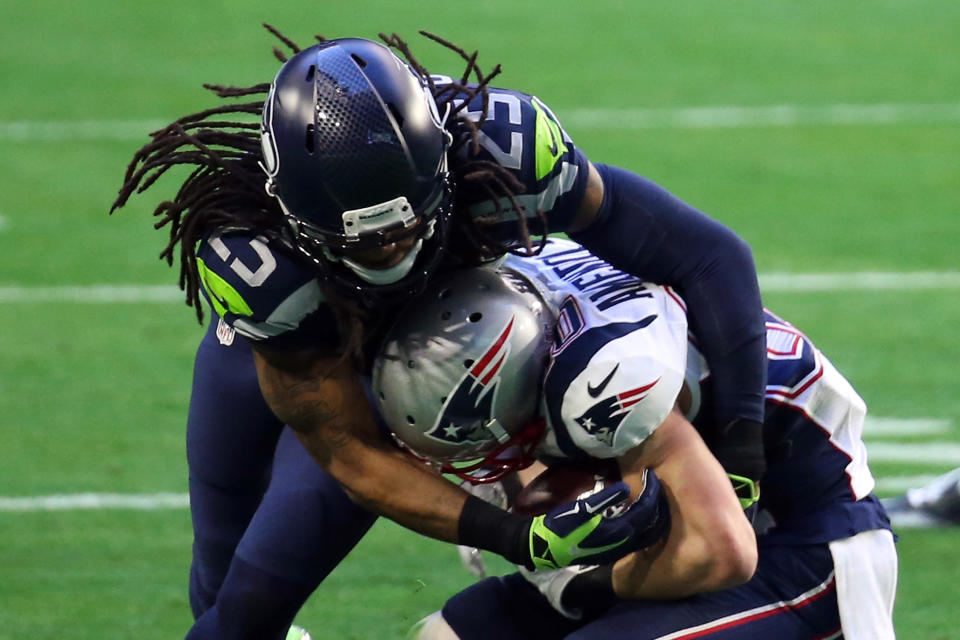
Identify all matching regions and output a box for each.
[111,24,546,341]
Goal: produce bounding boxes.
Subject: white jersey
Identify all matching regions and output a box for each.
[505,238,689,459]
[506,238,890,545]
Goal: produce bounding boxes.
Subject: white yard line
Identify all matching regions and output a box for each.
[0,470,951,512]
[0,492,189,512]
[863,417,953,438]
[1,438,957,512]
[0,119,170,142]
[1,271,958,304]
[866,442,960,466]
[873,475,940,493]
[760,272,960,292]
[0,285,183,303]
[1,103,959,142]
[562,102,960,129]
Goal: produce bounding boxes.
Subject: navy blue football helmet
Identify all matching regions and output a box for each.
[259,38,453,300]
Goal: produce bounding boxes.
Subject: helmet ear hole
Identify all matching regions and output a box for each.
[304,125,316,154]
[468,312,483,323]
[406,415,416,424]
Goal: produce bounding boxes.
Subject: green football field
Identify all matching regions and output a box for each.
[1,1,958,637]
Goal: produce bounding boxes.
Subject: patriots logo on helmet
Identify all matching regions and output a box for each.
[424,317,515,445]
[575,378,661,447]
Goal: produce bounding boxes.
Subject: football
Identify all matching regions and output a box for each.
[512,459,622,516]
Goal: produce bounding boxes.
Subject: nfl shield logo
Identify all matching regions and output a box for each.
[216,317,236,346]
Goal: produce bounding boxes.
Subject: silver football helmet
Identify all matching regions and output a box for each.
[372,265,553,483]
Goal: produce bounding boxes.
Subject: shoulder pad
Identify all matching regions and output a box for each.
[452,87,590,233]
[540,287,689,458]
[195,230,330,344]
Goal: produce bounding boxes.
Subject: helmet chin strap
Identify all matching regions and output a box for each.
[324,220,436,286]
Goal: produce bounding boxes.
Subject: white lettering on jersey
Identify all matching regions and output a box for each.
[456,92,524,170]
[209,234,277,287]
[552,296,585,355]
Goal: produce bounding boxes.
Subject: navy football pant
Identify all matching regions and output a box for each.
[185,321,377,640]
[443,543,841,640]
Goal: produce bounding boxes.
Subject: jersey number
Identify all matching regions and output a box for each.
[457,92,524,170]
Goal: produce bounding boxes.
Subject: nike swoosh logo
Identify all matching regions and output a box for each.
[555,488,623,519]
[553,502,580,518]
[583,490,624,515]
[587,363,620,398]
[568,536,628,558]
[547,126,559,156]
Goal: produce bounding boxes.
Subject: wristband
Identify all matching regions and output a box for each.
[458,494,533,568]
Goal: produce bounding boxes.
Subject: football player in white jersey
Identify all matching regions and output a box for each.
[374,238,897,640]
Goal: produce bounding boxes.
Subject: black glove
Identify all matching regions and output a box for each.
[712,418,765,511]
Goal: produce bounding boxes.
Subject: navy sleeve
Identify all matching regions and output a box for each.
[569,163,767,425]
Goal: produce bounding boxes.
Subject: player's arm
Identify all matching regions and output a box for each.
[523,408,756,619]
[538,408,756,620]
[610,407,757,599]
[251,344,658,571]
[568,161,767,486]
[252,345,469,538]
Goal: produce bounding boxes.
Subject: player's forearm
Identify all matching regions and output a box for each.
[295,426,536,564]
[611,413,757,599]
[610,512,755,599]
[296,425,467,540]
[252,348,464,540]
[251,347,534,557]
[609,493,756,600]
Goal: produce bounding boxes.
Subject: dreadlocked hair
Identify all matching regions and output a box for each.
[382,31,549,260]
[111,24,542,353]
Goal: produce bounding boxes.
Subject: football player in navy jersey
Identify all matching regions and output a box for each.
[372,240,897,640]
[112,26,769,640]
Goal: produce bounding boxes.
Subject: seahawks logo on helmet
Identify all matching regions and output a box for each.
[575,378,661,447]
[425,317,515,446]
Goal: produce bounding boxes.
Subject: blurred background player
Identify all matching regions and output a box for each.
[882,467,960,528]
[112,26,769,640]
[372,238,897,640]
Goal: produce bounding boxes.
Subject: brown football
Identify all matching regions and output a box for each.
[512,459,622,516]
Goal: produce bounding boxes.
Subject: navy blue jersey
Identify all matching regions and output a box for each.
[690,311,891,545]
[440,80,590,234]
[195,86,591,349]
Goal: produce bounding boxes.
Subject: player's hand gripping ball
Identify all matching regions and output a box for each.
[512,459,624,517]
[515,460,670,570]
